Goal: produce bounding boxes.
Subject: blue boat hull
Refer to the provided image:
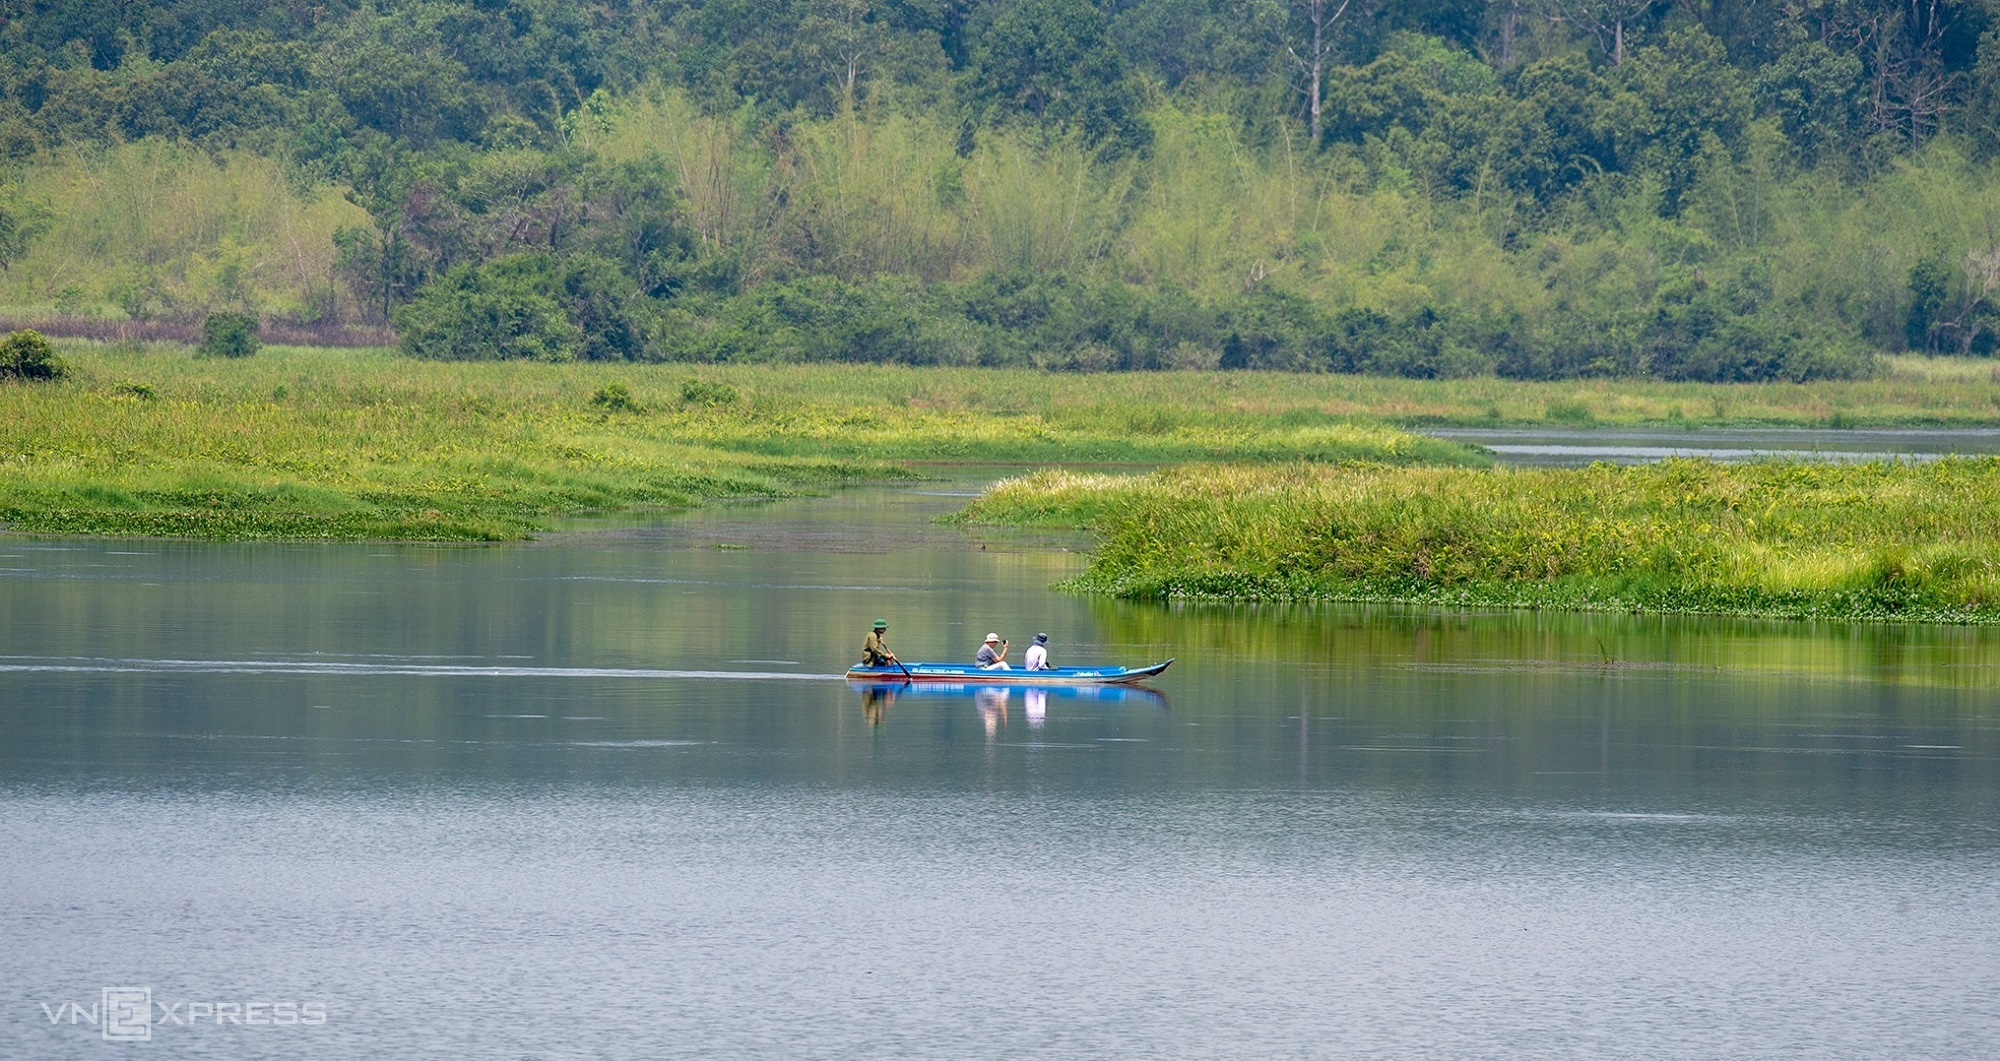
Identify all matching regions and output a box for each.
[847,680,1168,706]
[843,659,1173,686]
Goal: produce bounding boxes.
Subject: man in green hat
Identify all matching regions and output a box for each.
[861,619,898,667]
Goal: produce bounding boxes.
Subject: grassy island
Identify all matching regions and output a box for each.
[961,459,2000,623]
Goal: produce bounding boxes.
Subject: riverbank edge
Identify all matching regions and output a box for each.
[12,342,2000,544]
[1058,568,2000,625]
[0,454,919,543]
[0,344,1489,543]
[0,473,909,543]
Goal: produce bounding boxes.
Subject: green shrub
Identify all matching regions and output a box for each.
[559,255,650,362]
[396,255,582,362]
[111,379,157,400]
[964,271,1216,370]
[0,329,66,380]
[679,378,738,406]
[394,253,651,363]
[52,285,88,316]
[717,274,972,365]
[200,312,261,358]
[590,381,644,412]
[1216,287,1321,371]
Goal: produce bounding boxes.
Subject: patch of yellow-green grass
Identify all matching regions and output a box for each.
[0,344,1476,541]
[20,341,2000,544]
[961,459,2000,623]
[617,358,2000,429]
[0,346,896,540]
[571,358,2000,430]
[1878,354,2000,383]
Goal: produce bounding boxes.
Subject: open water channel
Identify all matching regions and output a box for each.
[4,445,2000,1059]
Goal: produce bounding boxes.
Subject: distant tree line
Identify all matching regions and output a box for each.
[2,0,1999,378]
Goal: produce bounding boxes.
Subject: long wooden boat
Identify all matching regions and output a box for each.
[842,659,1173,686]
[846,679,1168,706]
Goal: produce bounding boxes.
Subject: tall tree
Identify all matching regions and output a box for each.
[1620,25,1753,214]
[1112,0,1282,87]
[1535,0,1656,64]
[1776,0,1990,146]
[1967,22,2000,157]
[1865,0,1970,143]
[965,0,1146,150]
[801,0,882,108]
[1276,0,1369,139]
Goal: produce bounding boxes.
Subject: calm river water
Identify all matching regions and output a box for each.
[4,472,1999,1059]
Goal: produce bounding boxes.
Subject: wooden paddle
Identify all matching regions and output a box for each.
[881,638,911,683]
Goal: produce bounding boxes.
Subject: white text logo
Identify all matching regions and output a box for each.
[40,988,327,1042]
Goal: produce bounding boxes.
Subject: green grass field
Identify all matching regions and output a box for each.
[0,343,1472,541]
[704,354,2000,430]
[960,460,2000,622]
[0,347,893,541]
[375,353,2000,431]
[11,342,2000,567]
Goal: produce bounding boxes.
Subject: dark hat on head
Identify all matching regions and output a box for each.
[1033,632,1048,644]
[872,619,888,629]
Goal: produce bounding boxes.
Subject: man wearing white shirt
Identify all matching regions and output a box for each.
[1023,632,1051,671]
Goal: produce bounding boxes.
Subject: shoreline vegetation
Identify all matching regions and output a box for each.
[0,343,1480,541]
[959,461,2000,624]
[8,343,2000,623]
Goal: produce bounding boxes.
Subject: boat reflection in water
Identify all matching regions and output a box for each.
[848,680,1168,732]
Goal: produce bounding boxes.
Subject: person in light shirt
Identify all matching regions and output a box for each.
[1023,632,1051,671]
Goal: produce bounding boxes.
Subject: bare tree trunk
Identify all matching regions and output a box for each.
[1283,0,1354,142]
[1309,3,1324,140]
[837,0,866,111]
[1533,0,1649,67]
[380,227,394,323]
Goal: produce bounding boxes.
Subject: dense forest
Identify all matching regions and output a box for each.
[3,0,2000,378]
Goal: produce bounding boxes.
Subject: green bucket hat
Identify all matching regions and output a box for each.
[872,619,888,629]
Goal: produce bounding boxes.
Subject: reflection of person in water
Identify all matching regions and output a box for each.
[974,687,1009,736]
[861,685,897,726]
[1025,688,1047,729]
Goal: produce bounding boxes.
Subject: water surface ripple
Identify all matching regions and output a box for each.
[3,480,1997,1059]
